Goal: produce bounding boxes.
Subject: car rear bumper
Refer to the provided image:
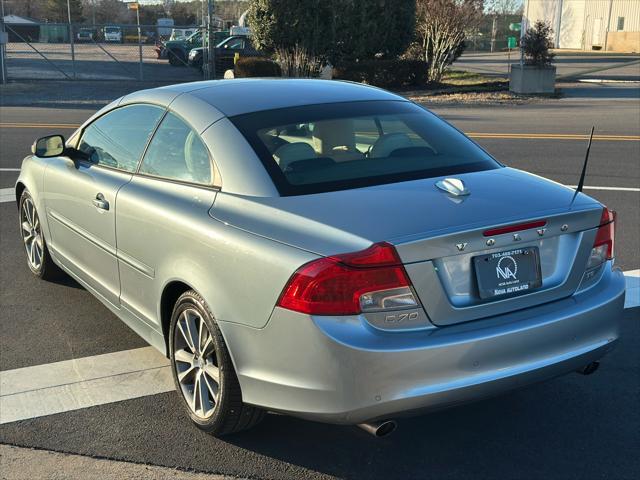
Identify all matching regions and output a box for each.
[218,265,625,424]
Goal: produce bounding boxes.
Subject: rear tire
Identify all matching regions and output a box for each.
[18,190,63,281]
[169,290,264,436]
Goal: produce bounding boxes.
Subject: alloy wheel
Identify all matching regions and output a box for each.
[20,197,43,271]
[173,308,220,419]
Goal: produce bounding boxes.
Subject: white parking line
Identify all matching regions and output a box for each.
[0,168,21,171]
[564,185,640,192]
[0,347,172,424]
[0,188,14,203]
[625,270,640,309]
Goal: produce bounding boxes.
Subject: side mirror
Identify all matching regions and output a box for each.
[32,135,65,158]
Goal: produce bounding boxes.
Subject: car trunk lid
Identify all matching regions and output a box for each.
[210,168,603,325]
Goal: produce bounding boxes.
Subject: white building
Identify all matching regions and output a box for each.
[522,0,640,52]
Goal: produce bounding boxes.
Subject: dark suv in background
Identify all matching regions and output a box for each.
[188,35,261,74]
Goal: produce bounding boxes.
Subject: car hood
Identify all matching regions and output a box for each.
[209,167,601,257]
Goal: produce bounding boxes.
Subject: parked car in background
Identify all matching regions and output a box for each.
[103,26,122,43]
[160,29,202,65]
[17,80,625,437]
[76,28,94,42]
[188,35,260,73]
[170,28,197,41]
[161,30,232,66]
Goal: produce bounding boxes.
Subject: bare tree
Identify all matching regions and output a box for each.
[2,0,45,18]
[163,0,175,17]
[415,0,484,83]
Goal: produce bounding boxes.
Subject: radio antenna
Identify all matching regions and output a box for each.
[573,126,595,200]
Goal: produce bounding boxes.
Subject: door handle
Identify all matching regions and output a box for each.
[92,193,109,211]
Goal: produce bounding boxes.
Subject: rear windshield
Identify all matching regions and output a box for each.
[105,27,119,33]
[230,101,500,196]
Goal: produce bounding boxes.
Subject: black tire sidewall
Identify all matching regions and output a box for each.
[169,290,232,430]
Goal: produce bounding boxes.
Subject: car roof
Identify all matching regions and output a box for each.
[126,79,408,118]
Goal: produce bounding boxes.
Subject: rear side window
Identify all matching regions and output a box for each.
[79,104,164,172]
[139,112,212,185]
[230,101,500,196]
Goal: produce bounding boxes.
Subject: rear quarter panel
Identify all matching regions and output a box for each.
[115,176,316,333]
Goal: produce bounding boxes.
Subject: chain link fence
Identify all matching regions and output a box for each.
[1,21,239,82]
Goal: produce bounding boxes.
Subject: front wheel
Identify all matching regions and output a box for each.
[169,290,264,436]
[19,190,63,280]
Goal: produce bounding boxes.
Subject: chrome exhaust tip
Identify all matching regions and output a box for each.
[576,361,600,375]
[357,419,397,437]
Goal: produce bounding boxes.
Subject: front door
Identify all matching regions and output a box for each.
[43,104,165,307]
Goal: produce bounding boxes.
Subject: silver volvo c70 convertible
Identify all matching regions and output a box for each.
[16,79,625,437]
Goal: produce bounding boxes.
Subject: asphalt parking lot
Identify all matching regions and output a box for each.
[5,42,202,82]
[0,88,639,479]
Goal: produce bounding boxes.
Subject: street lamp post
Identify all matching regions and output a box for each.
[208,0,215,80]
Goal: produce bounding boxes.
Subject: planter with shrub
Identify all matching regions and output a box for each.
[510,21,556,94]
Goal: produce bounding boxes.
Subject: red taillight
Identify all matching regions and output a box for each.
[593,207,616,259]
[277,242,413,315]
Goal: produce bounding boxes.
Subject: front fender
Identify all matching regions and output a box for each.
[15,155,52,242]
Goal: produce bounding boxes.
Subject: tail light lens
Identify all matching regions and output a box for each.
[586,207,616,270]
[277,242,418,315]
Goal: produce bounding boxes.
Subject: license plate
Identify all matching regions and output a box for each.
[473,247,542,300]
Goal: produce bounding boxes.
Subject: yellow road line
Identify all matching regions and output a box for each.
[1,123,639,141]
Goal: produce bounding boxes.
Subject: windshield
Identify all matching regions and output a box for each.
[105,27,119,33]
[230,101,500,196]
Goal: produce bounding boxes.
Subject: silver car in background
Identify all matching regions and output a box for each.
[16,80,625,437]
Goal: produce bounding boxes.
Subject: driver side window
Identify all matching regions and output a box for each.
[78,104,164,172]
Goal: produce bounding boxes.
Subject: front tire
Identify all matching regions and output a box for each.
[19,190,62,280]
[169,290,264,436]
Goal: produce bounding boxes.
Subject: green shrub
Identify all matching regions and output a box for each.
[234,57,282,78]
[333,59,428,89]
[247,0,416,66]
[522,21,555,67]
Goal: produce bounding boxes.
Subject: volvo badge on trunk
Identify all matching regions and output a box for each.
[436,178,469,196]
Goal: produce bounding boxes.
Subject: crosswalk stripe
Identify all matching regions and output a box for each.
[0,188,14,204]
[625,270,640,309]
[0,347,172,424]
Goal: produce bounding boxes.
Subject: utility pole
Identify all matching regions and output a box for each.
[490,15,498,53]
[67,0,76,79]
[206,0,215,80]
[0,0,7,84]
